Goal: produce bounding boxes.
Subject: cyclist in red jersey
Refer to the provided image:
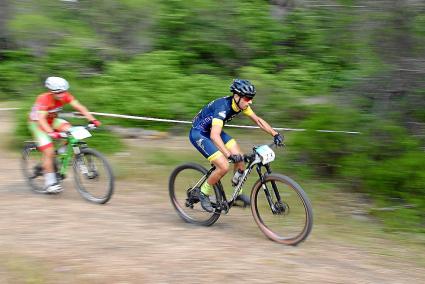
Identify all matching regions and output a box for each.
[28,77,101,193]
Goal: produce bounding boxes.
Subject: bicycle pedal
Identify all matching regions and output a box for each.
[56,173,66,180]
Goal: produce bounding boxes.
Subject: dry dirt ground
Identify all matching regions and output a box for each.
[0,108,424,283]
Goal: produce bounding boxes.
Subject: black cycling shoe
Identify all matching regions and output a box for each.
[199,191,214,212]
[235,194,251,207]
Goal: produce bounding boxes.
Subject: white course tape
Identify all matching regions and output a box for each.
[0,108,361,134]
[0,108,21,111]
[87,112,361,134]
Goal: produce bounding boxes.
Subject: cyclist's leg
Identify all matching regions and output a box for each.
[52,118,71,151]
[52,118,71,132]
[221,132,249,204]
[28,121,58,189]
[221,132,244,172]
[189,128,230,192]
[189,128,230,211]
[207,155,229,187]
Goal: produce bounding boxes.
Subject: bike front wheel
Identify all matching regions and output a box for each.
[72,148,114,204]
[251,173,313,245]
[169,163,222,226]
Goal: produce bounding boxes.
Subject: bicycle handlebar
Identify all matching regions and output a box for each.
[227,142,283,164]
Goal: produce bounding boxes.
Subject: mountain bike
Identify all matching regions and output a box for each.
[21,124,114,204]
[169,143,313,245]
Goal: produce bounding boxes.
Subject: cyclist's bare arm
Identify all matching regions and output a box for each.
[70,100,96,122]
[38,111,55,133]
[210,123,231,158]
[248,112,278,137]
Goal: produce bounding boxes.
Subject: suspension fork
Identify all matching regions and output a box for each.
[256,164,277,213]
[66,141,89,176]
[265,164,282,203]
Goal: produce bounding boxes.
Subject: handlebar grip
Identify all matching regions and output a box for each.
[87,124,97,130]
[243,153,256,163]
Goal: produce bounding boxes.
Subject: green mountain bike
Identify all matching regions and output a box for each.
[21,125,114,204]
[169,143,313,245]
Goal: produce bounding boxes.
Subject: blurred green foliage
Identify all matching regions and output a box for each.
[1,0,424,233]
[291,111,425,233]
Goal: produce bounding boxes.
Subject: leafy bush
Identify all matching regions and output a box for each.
[289,108,425,232]
[289,106,365,176]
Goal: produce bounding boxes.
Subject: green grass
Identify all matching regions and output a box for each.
[0,254,54,284]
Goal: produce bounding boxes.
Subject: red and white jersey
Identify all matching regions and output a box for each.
[29,92,75,124]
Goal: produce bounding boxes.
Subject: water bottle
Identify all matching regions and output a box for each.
[57,145,67,155]
[231,169,244,186]
[57,141,68,155]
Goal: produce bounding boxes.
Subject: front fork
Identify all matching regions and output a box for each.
[72,142,95,177]
[57,141,87,178]
[256,164,282,214]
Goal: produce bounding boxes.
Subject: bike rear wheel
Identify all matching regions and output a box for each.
[72,148,114,204]
[251,173,313,245]
[21,142,47,193]
[169,163,222,226]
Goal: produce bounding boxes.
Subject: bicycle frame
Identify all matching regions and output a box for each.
[55,126,94,178]
[196,144,283,213]
[55,137,82,177]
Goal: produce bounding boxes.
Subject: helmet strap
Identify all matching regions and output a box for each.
[233,95,243,111]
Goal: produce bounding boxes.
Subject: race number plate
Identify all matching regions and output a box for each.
[70,126,92,140]
[256,145,275,165]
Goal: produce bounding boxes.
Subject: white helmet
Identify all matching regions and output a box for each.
[45,77,69,93]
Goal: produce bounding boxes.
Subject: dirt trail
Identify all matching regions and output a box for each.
[0,108,424,283]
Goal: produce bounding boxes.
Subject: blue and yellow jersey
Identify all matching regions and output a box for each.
[192,96,253,132]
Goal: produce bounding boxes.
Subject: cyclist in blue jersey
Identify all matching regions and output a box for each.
[189,79,284,212]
